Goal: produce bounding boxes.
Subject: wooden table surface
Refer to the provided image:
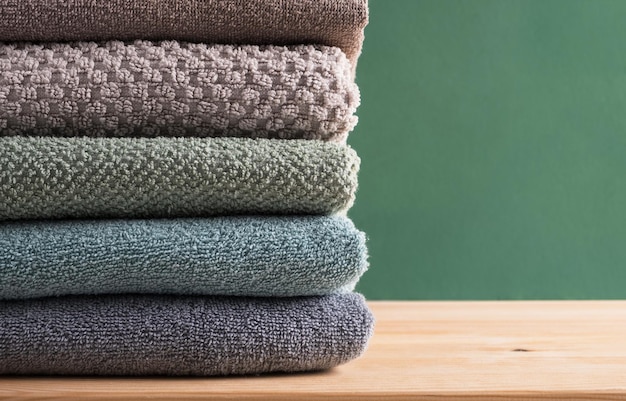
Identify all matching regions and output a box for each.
[2,301,626,400]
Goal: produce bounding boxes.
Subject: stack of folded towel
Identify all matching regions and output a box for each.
[0,0,372,376]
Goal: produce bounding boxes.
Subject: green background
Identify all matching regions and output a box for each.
[350,0,626,299]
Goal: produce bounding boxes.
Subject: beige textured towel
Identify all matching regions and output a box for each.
[0,0,368,65]
[0,41,358,140]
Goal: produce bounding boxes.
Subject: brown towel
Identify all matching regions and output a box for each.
[0,0,368,65]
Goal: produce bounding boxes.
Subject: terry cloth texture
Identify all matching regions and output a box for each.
[0,293,374,376]
[0,216,368,299]
[0,0,368,66]
[0,137,359,221]
[0,41,359,141]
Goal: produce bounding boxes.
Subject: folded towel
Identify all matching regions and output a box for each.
[0,293,373,376]
[0,216,367,299]
[0,41,358,141]
[0,137,359,221]
[0,0,368,66]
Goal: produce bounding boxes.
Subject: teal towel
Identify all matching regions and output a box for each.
[0,137,359,220]
[0,216,367,299]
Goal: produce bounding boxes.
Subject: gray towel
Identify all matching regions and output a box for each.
[0,136,359,221]
[0,293,374,376]
[0,216,368,299]
[0,41,358,141]
[0,0,368,66]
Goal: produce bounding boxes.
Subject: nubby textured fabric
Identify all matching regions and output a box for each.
[0,216,368,299]
[0,137,360,220]
[0,0,368,65]
[0,41,359,140]
[0,293,374,376]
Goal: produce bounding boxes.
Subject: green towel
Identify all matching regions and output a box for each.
[0,137,359,220]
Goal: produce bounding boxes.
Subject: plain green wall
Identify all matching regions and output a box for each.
[351,0,626,299]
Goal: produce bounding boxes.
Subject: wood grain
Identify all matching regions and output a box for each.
[3,301,626,400]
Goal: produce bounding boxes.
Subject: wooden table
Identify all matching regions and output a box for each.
[2,301,626,400]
